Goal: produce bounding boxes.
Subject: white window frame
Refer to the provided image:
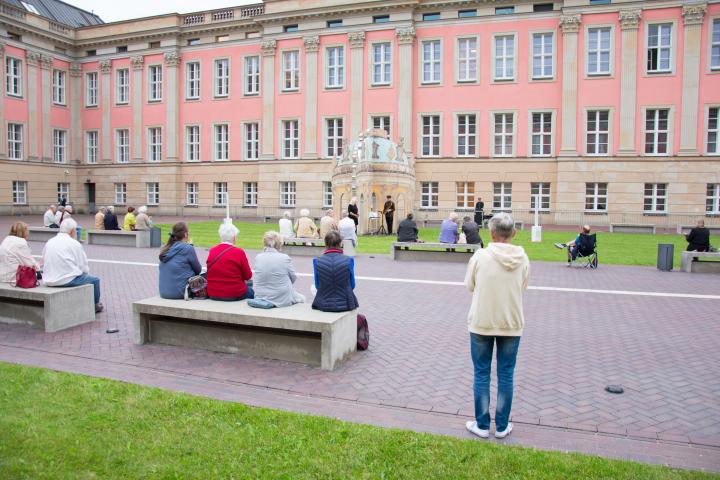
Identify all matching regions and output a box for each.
[214,58,230,98]
[243,122,260,160]
[369,114,392,137]
[645,21,675,75]
[115,68,130,105]
[12,181,27,205]
[530,182,551,212]
[585,182,608,212]
[325,45,345,89]
[370,41,392,87]
[52,129,67,164]
[706,183,720,214]
[419,114,441,157]
[115,129,130,163]
[455,36,479,84]
[7,122,24,160]
[214,182,228,206]
[325,117,344,158]
[456,181,475,209]
[186,182,198,206]
[148,64,163,102]
[185,61,201,100]
[244,55,260,95]
[528,111,554,157]
[52,69,66,105]
[710,18,720,72]
[185,125,200,162]
[530,31,554,80]
[147,127,162,162]
[213,123,230,161]
[146,182,160,206]
[244,182,258,207]
[455,112,477,157]
[585,108,612,156]
[420,39,442,85]
[281,50,300,92]
[643,183,667,213]
[280,119,300,159]
[585,25,614,77]
[323,181,333,208]
[279,181,296,207]
[491,111,516,157]
[85,130,98,164]
[420,181,439,209]
[493,182,512,211]
[706,105,720,155]
[57,182,70,204]
[85,71,98,107]
[5,57,23,97]
[492,33,516,82]
[642,107,673,156]
[114,182,127,205]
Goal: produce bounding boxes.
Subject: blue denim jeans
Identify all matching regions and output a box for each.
[470,333,521,432]
[60,273,101,305]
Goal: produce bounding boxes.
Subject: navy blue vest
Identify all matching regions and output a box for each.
[312,251,359,312]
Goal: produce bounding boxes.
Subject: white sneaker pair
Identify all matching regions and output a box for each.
[465,421,513,439]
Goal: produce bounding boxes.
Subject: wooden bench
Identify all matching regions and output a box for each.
[680,251,720,273]
[0,283,95,332]
[87,229,151,248]
[391,242,482,262]
[133,297,357,370]
[609,224,656,234]
[677,225,720,236]
[282,238,325,256]
[27,226,58,242]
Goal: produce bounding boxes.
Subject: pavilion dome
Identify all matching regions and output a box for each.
[338,128,410,166]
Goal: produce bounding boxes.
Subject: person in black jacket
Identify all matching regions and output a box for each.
[312,231,359,312]
[686,220,711,252]
[397,213,420,242]
[348,197,359,232]
[474,198,484,226]
[461,216,484,247]
[103,206,121,231]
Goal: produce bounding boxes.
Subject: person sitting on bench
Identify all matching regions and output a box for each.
[312,230,358,313]
[295,209,319,239]
[462,216,484,247]
[686,219,711,253]
[43,204,59,228]
[439,212,460,244]
[158,222,202,300]
[397,213,420,242]
[252,231,306,308]
[206,223,254,301]
[555,225,592,263]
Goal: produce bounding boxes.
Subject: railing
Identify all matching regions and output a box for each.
[48,21,71,35]
[182,4,264,26]
[211,9,234,21]
[240,5,265,18]
[0,2,26,20]
[183,14,205,25]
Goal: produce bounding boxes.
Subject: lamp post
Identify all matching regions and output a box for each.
[531,193,542,242]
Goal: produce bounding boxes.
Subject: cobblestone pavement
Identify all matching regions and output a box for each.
[1,216,719,471]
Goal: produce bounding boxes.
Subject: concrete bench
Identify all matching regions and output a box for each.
[0,283,95,332]
[680,251,720,273]
[28,227,58,242]
[133,297,357,370]
[87,229,150,248]
[282,238,325,256]
[677,225,720,236]
[609,224,656,234]
[391,242,482,262]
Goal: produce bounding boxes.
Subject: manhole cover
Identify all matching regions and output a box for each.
[605,384,624,394]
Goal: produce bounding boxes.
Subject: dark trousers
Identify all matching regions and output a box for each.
[385,214,394,234]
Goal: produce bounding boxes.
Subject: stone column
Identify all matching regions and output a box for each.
[396,27,415,154]
[100,60,112,162]
[131,55,144,161]
[40,54,53,162]
[559,15,581,157]
[261,40,277,160]
[617,9,642,156]
[679,4,707,156]
[303,36,320,159]
[164,51,180,161]
[349,31,366,141]
[0,43,5,157]
[69,62,82,163]
[26,51,41,160]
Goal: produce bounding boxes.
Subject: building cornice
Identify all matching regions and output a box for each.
[619,9,642,30]
[99,59,112,74]
[396,26,416,45]
[261,39,277,56]
[682,3,707,26]
[303,36,320,53]
[164,50,180,67]
[131,55,144,70]
[559,14,582,34]
[348,31,366,49]
[255,0,418,25]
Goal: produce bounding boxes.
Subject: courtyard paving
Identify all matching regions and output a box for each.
[0,215,719,472]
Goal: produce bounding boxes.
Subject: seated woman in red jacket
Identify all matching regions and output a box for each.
[206,222,254,301]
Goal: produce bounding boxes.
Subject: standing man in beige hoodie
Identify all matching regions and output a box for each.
[464,212,529,440]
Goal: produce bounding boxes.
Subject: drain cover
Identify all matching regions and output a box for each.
[605,385,624,394]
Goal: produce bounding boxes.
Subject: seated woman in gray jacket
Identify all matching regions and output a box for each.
[252,231,306,307]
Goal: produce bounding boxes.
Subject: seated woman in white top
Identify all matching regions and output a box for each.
[278,211,294,239]
[0,222,41,285]
[252,231,305,308]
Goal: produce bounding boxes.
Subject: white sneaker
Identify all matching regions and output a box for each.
[495,422,513,439]
[465,420,489,439]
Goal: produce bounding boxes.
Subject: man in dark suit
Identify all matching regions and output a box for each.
[103,206,121,231]
[686,220,711,252]
[474,197,484,226]
[383,195,395,234]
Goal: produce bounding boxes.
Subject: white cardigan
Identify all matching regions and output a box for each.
[0,235,40,285]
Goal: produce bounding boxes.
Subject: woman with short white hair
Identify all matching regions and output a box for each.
[206,222,254,301]
[439,211,460,244]
[251,231,306,308]
[279,211,294,239]
[135,205,152,230]
[294,209,318,239]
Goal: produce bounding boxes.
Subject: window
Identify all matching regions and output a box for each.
[590,0,611,3]
[214,182,228,206]
[146,182,160,205]
[421,40,441,84]
[85,131,98,164]
[52,70,66,104]
[644,108,670,155]
[707,184,720,214]
[214,59,229,97]
[421,182,438,208]
[530,112,552,156]
[186,126,200,162]
[149,41,161,48]
[456,182,475,208]
[327,19,342,28]
[186,61,200,99]
[148,127,162,161]
[323,181,333,208]
[493,182,512,211]
[371,116,391,137]
[115,183,127,204]
[532,33,554,79]
[12,181,27,205]
[530,183,550,211]
[494,35,515,81]
[187,39,200,46]
[149,65,163,101]
[86,49,96,56]
[457,37,477,82]
[283,25,298,33]
[6,57,22,96]
[85,72,98,106]
[712,19,720,70]
[57,183,70,204]
[52,130,66,163]
[326,46,344,88]
[116,68,129,104]
[458,9,477,18]
[423,13,441,21]
[533,3,553,12]
[647,23,672,73]
[117,46,128,53]
[244,182,258,207]
[116,129,129,163]
[586,110,609,155]
[421,115,440,157]
[585,182,607,212]
[373,15,390,23]
[282,50,300,91]
[457,114,476,156]
[244,122,259,160]
[282,120,299,159]
[20,2,39,14]
[216,35,230,43]
[643,183,667,213]
[707,107,719,154]
[186,183,198,206]
[587,27,611,75]
[371,42,392,86]
[326,118,343,158]
[493,113,514,156]
[244,55,260,95]
[7,32,21,41]
[280,181,296,207]
[214,124,229,161]
[7,123,23,160]
[496,7,515,15]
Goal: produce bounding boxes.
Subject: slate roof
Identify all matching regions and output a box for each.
[4,0,103,27]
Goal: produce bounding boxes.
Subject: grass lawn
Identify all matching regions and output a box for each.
[155,220,695,266]
[0,363,715,479]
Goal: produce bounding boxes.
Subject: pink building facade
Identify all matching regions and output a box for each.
[1,0,719,230]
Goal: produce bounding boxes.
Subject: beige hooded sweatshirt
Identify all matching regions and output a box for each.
[464,242,530,337]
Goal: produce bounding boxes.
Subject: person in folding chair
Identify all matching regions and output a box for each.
[554,225,598,268]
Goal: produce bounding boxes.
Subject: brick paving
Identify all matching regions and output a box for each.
[1,215,719,471]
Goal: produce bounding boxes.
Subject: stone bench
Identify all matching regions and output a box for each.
[87,229,150,248]
[609,224,656,234]
[680,251,720,273]
[391,242,482,262]
[282,238,325,256]
[133,297,357,370]
[27,227,58,242]
[0,283,95,332]
[677,225,720,236]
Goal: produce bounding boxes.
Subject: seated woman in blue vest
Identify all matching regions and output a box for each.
[312,230,359,312]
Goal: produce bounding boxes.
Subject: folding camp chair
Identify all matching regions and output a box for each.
[569,233,598,269]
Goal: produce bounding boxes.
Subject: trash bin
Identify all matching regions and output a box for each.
[150,226,162,248]
[76,226,83,241]
[657,243,674,271]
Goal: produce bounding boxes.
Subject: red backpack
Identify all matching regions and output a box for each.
[357,314,369,350]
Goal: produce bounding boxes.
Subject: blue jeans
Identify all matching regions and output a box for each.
[470,333,521,432]
[60,273,101,305]
[209,286,254,302]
